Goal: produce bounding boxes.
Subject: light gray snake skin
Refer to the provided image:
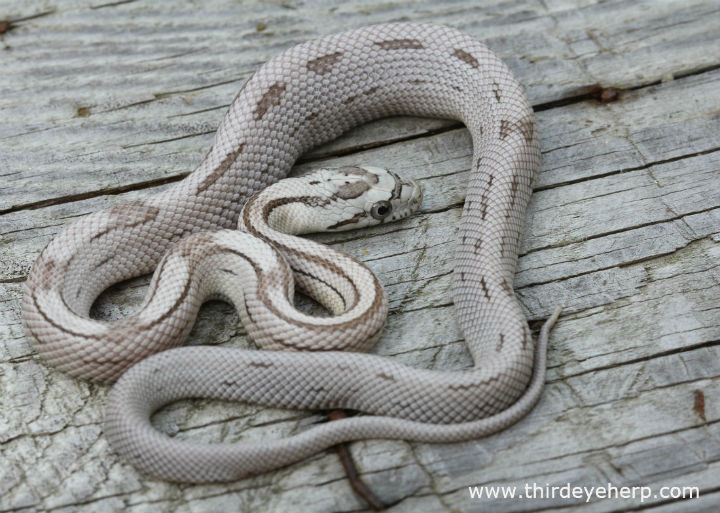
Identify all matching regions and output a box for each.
[22,22,561,482]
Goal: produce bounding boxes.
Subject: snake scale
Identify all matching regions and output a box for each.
[22,22,561,482]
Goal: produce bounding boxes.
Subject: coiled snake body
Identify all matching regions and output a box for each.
[22,23,561,482]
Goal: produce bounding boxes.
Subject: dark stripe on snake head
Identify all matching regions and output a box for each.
[260,196,331,223]
[326,211,367,230]
[388,170,403,200]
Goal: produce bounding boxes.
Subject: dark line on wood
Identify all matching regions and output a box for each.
[4,69,718,216]
[547,338,720,383]
[91,0,137,9]
[7,9,56,23]
[534,146,720,193]
[0,175,186,215]
[122,130,215,149]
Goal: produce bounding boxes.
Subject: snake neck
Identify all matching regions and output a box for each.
[239,179,387,322]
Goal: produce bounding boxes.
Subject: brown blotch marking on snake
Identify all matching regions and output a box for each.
[363,85,380,96]
[478,174,493,221]
[522,327,530,349]
[496,333,505,352]
[480,277,490,299]
[451,84,463,93]
[305,111,319,121]
[249,361,273,369]
[499,120,512,140]
[492,81,501,102]
[327,211,368,230]
[501,234,514,256]
[409,78,427,85]
[520,116,535,143]
[335,179,370,200]
[306,52,343,74]
[453,48,479,68]
[500,116,535,143]
[377,372,396,382]
[501,279,513,295]
[374,39,425,50]
[308,180,320,185]
[197,143,245,193]
[505,175,523,217]
[90,201,160,241]
[343,94,358,105]
[474,237,482,253]
[460,272,465,282]
[253,81,286,120]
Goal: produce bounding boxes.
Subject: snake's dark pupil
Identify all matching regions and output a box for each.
[378,206,388,215]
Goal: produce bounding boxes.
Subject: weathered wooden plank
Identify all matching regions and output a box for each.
[1,0,718,210]
[3,67,718,284]
[2,1,720,512]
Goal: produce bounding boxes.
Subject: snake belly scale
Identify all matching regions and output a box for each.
[22,22,561,482]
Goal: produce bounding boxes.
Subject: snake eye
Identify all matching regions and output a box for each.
[370,200,392,220]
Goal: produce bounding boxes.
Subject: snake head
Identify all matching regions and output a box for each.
[248,165,422,235]
[314,165,422,232]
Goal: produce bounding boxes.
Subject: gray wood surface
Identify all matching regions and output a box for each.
[1,1,719,512]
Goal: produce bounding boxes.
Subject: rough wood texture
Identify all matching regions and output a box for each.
[1,1,718,512]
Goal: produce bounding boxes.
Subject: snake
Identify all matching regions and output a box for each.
[22,22,562,482]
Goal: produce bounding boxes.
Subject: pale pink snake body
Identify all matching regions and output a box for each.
[22,23,561,482]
